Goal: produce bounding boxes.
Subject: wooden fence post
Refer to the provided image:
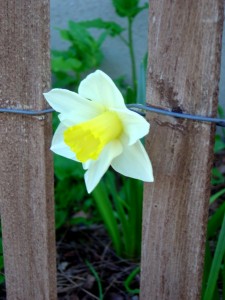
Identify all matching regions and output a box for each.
[0,1,57,299]
[141,1,224,299]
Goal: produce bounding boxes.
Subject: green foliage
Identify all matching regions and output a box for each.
[124,266,140,294]
[202,209,225,300]
[52,19,124,90]
[211,167,225,186]
[92,173,143,259]
[112,0,148,18]
[211,107,225,186]
[54,152,101,230]
[86,260,104,300]
[202,106,225,299]
[214,134,225,153]
[78,19,124,36]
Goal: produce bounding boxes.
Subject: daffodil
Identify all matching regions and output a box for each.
[44,70,153,193]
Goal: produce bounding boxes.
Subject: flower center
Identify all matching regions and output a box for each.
[64,111,123,162]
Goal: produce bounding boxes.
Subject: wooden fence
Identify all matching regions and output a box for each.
[141,1,224,299]
[0,1,57,299]
[0,0,224,299]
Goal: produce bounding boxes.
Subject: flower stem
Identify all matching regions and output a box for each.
[128,17,137,96]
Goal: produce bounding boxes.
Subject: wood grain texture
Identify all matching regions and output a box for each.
[140,1,224,299]
[0,1,57,299]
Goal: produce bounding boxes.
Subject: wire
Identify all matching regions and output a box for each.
[127,104,225,127]
[0,104,225,127]
[0,108,54,115]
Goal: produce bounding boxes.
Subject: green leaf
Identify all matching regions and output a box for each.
[86,260,103,300]
[96,31,109,47]
[208,202,225,238]
[112,0,148,18]
[0,256,4,270]
[105,172,130,257]
[59,29,73,42]
[68,21,95,49]
[80,18,124,36]
[203,213,225,300]
[55,209,68,229]
[112,0,139,17]
[210,188,225,205]
[218,105,225,119]
[211,167,224,185]
[201,242,220,300]
[0,274,5,285]
[125,178,143,258]
[54,155,84,180]
[51,57,82,73]
[55,179,85,207]
[214,135,225,153]
[125,86,136,104]
[92,181,122,256]
[124,266,140,294]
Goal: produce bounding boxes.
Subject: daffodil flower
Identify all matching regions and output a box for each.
[44,70,153,193]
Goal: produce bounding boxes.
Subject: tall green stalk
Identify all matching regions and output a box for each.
[128,17,137,96]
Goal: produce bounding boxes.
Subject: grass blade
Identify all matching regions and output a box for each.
[203,213,225,300]
[124,266,140,295]
[86,260,103,300]
[201,241,220,300]
[210,188,225,204]
[124,178,143,258]
[92,181,122,256]
[207,202,225,238]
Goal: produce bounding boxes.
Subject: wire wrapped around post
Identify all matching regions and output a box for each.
[1,104,225,127]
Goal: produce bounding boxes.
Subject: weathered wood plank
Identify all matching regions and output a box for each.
[141,1,224,299]
[0,1,57,299]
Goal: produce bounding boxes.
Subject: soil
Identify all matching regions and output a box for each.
[57,225,139,300]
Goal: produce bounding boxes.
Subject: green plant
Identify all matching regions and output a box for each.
[112,0,148,103]
[202,106,225,299]
[202,196,225,300]
[124,266,140,295]
[86,260,104,300]
[51,0,149,260]
[52,19,124,90]
[92,173,143,259]
[211,107,225,186]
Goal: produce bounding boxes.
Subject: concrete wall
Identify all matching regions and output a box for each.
[50,0,148,83]
[51,1,225,111]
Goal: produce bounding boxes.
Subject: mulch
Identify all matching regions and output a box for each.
[57,225,139,300]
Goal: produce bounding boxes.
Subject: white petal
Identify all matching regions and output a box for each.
[82,159,92,170]
[84,140,123,193]
[58,107,104,127]
[51,123,78,161]
[44,88,103,118]
[114,108,150,145]
[78,70,126,109]
[111,141,154,182]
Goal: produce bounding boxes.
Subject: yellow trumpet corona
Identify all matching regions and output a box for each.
[64,111,123,162]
